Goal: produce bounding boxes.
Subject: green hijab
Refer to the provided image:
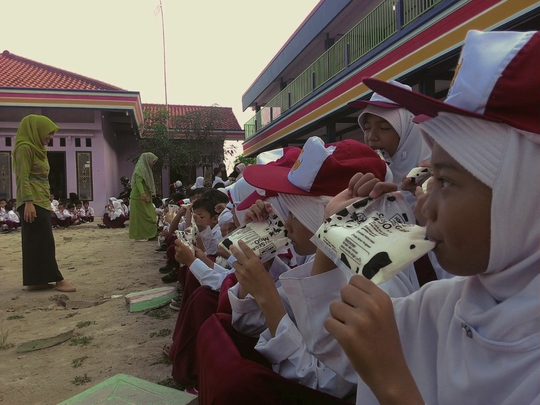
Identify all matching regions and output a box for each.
[14,115,59,162]
[132,152,158,196]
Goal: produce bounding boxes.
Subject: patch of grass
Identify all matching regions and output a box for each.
[66,312,79,318]
[150,355,173,366]
[72,373,91,385]
[70,336,94,346]
[146,309,171,320]
[76,321,96,329]
[6,315,24,320]
[0,324,15,351]
[157,377,185,390]
[149,328,172,338]
[72,356,89,368]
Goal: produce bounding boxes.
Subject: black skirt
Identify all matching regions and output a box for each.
[18,204,63,285]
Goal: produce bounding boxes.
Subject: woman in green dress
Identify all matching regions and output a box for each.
[129,152,158,241]
[13,115,76,291]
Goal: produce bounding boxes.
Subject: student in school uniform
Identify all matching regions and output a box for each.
[53,202,72,229]
[226,137,422,399]
[273,30,540,405]
[349,81,431,208]
[351,82,447,283]
[67,203,81,226]
[101,198,127,229]
[164,153,302,391]
[82,201,94,222]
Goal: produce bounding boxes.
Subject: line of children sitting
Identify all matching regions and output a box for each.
[0,198,20,233]
[50,194,95,229]
[140,30,538,405]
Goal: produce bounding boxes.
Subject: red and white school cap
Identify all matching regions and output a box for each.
[348,80,412,110]
[236,146,301,210]
[363,30,540,135]
[243,136,386,197]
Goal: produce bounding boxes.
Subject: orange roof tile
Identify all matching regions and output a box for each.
[0,50,124,91]
[143,103,242,131]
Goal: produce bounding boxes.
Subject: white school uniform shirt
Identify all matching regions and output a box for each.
[212,177,231,188]
[85,206,94,216]
[55,209,70,220]
[0,207,7,220]
[228,255,357,398]
[7,210,20,223]
[229,256,300,337]
[276,262,420,388]
[77,207,86,218]
[254,262,419,392]
[198,224,222,256]
[189,259,235,291]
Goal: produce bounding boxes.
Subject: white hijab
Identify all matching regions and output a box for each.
[359,105,431,191]
[110,200,124,220]
[192,176,204,189]
[223,177,256,226]
[361,114,540,405]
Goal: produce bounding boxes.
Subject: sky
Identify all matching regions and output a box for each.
[1,0,320,131]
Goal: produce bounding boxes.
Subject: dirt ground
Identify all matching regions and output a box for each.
[0,219,188,405]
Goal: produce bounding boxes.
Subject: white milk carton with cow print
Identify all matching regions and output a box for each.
[220,206,291,263]
[175,225,199,258]
[312,192,435,285]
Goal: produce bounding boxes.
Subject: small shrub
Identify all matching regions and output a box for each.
[76,321,95,329]
[72,356,89,368]
[70,336,94,346]
[72,373,91,385]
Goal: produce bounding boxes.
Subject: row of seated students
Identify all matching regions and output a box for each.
[0,198,20,233]
[50,198,95,229]
[147,30,539,405]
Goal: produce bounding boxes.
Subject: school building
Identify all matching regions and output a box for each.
[241,0,540,156]
[0,50,243,213]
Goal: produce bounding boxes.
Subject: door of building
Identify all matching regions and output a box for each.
[48,151,67,201]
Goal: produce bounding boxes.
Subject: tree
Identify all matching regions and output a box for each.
[234,154,257,166]
[136,105,228,181]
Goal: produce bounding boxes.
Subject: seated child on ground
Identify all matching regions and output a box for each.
[226,137,421,398]
[67,203,81,225]
[82,200,94,222]
[52,202,71,228]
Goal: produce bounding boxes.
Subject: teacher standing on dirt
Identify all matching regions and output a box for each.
[129,152,158,241]
[13,115,76,292]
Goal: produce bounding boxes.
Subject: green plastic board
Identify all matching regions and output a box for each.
[58,373,197,405]
[125,286,176,312]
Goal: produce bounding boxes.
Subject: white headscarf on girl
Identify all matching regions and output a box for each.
[368,114,540,405]
[358,104,431,189]
[109,199,124,220]
[191,176,204,189]
[224,177,256,226]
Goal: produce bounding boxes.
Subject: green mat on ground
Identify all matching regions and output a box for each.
[58,373,197,405]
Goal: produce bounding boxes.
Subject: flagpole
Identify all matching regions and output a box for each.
[158,0,169,131]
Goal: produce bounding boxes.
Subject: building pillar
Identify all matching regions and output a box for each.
[326,122,336,143]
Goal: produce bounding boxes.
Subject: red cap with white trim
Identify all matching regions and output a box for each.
[243,136,386,197]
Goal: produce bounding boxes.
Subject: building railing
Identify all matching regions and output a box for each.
[244,0,443,140]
